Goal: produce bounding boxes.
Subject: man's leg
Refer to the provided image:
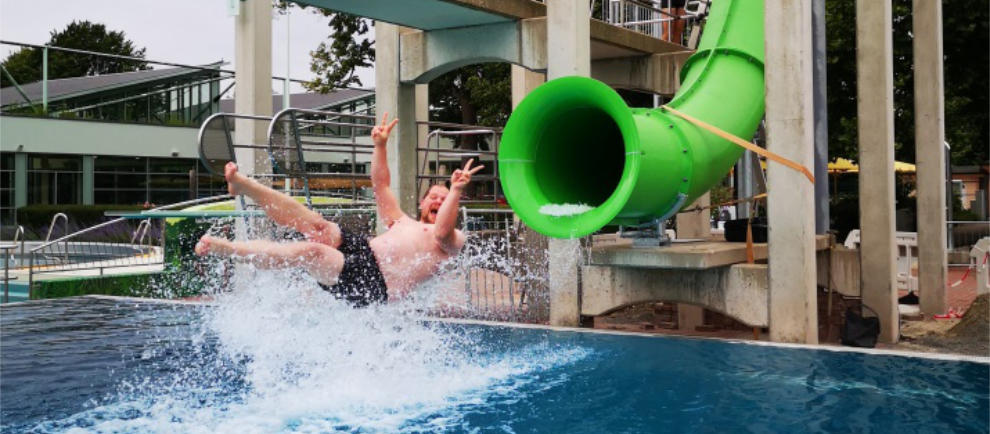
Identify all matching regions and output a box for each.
[224,162,341,247]
[196,235,345,286]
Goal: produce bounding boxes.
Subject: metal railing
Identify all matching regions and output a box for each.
[27,195,235,295]
[594,0,709,46]
[416,121,504,208]
[948,220,990,265]
[267,108,377,205]
[451,208,549,323]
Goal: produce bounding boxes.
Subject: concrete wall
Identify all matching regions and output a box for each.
[581,264,770,327]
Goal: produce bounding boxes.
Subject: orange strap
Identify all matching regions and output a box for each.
[678,193,768,214]
[661,105,816,184]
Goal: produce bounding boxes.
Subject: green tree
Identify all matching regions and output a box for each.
[826,0,988,166]
[303,11,375,91]
[429,63,512,148]
[1,21,148,88]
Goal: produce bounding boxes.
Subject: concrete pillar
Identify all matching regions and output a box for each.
[677,303,705,332]
[511,65,545,108]
[812,0,829,235]
[546,0,590,327]
[14,153,27,209]
[856,0,899,343]
[913,0,948,315]
[765,0,819,344]
[81,155,94,205]
[675,192,710,239]
[375,23,419,220]
[233,0,273,177]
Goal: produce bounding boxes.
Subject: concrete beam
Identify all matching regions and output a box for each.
[590,52,691,96]
[376,23,420,220]
[856,0,899,343]
[912,0,948,315]
[765,0,819,344]
[400,19,547,83]
[581,264,770,327]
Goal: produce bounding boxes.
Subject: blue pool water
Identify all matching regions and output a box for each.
[2,296,988,433]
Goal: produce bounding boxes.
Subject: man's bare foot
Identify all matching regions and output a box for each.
[224,162,247,196]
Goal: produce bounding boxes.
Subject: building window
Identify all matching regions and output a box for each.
[27,154,82,207]
[93,156,223,205]
[1,153,14,225]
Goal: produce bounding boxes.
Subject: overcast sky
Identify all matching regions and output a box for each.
[0,0,376,93]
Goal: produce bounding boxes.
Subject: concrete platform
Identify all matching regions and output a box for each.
[589,235,831,269]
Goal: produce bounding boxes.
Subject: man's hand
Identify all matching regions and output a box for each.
[450,158,485,191]
[372,112,399,148]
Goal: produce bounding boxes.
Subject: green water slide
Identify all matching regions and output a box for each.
[498,0,764,238]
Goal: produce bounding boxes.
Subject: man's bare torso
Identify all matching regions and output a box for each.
[368,216,464,299]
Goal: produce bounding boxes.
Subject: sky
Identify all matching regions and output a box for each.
[0,0,376,93]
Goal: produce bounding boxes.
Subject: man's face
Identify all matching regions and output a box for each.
[419,185,448,224]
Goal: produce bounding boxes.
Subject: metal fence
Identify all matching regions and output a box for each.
[593,0,709,46]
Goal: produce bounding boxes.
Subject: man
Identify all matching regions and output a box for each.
[195,113,484,306]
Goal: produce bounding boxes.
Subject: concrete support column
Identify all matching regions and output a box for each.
[765,0,819,344]
[375,23,419,220]
[511,65,545,109]
[14,153,27,209]
[675,192,710,239]
[913,0,948,315]
[233,0,273,177]
[81,155,94,205]
[678,304,705,332]
[812,0,829,235]
[856,0,899,343]
[546,0,590,327]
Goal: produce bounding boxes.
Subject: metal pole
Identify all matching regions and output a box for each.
[42,46,48,113]
[283,5,291,110]
[812,0,829,234]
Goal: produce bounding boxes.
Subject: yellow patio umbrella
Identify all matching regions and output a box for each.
[827,158,917,173]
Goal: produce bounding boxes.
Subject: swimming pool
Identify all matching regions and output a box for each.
[2,296,988,433]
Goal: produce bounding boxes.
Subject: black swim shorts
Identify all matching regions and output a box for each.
[319,229,388,307]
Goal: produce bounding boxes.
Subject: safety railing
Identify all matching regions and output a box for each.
[27,195,235,294]
[267,108,377,205]
[416,121,504,208]
[446,208,549,323]
[593,0,709,46]
[948,221,990,265]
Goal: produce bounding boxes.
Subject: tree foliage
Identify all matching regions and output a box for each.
[1,21,148,88]
[826,0,988,166]
[304,11,375,91]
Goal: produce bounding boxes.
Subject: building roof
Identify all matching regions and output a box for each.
[218,88,374,113]
[0,64,223,107]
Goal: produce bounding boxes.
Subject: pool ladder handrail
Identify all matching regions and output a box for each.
[1,226,25,303]
[130,219,153,250]
[43,213,69,263]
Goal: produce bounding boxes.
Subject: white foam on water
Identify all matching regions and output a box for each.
[39,267,590,433]
[538,203,593,217]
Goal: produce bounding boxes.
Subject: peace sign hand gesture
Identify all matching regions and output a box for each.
[450,158,485,191]
[372,112,399,148]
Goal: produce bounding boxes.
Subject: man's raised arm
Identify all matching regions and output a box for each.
[434,159,484,253]
[371,113,404,228]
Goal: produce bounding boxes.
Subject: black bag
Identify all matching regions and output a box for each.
[841,304,881,348]
[724,217,768,243]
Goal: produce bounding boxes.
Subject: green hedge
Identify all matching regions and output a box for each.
[32,273,158,299]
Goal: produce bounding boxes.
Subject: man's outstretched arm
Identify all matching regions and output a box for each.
[371,112,405,228]
[434,159,484,253]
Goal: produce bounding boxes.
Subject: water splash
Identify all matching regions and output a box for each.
[31,264,588,433]
[538,203,593,217]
